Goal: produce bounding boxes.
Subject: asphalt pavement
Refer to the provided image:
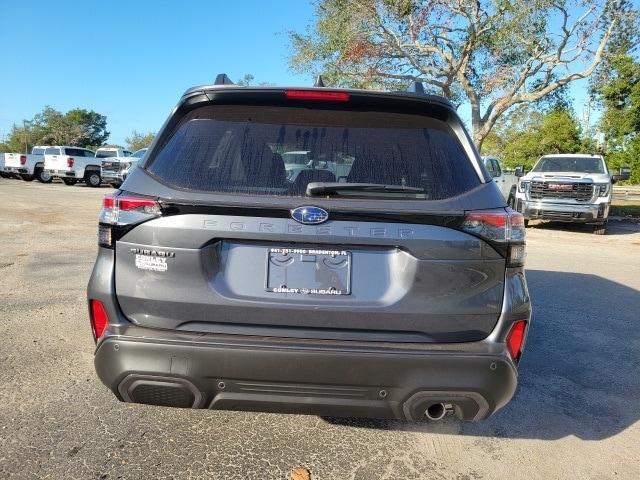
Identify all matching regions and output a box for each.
[1,179,639,479]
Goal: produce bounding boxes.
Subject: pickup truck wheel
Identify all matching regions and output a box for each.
[20,174,35,181]
[85,171,102,188]
[592,224,606,235]
[35,168,53,183]
[62,178,78,186]
[0,172,11,179]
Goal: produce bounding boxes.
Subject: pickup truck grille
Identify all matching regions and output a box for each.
[529,181,594,201]
[101,161,126,173]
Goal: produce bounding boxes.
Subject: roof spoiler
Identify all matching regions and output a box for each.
[214,73,234,85]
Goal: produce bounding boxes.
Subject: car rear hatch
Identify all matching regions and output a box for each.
[104,88,520,343]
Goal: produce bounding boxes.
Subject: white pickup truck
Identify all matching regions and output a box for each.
[482,156,519,205]
[513,154,630,234]
[43,146,101,187]
[96,147,135,188]
[3,146,52,183]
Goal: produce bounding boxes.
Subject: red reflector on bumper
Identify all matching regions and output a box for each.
[506,320,527,360]
[89,299,109,341]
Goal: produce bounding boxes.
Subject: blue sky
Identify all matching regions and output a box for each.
[0,0,594,146]
[0,0,314,145]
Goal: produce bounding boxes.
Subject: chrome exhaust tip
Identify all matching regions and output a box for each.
[425,403,447,421]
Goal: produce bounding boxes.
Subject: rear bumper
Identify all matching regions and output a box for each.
[46,169,77,178]
[101,171,125,182]
[94,327,518,421]
[3,166,30,174]
[518,199,608,223]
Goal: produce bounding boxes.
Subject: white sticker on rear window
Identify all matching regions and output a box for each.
[135,254,168,272]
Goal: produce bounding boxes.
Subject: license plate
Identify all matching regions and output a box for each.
[266,247,351,295]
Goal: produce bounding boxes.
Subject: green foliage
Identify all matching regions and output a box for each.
[599,55,640,144]
[125,131,155,151]
[483,107,587,169]
[605,136,640,184]
[2,106,109,152]
[595,53,640,184]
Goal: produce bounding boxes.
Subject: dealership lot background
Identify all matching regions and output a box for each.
[0,180,638,479]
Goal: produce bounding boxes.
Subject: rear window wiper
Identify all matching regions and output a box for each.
[306,182,424,196]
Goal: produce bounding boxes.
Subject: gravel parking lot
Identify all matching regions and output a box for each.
[1,179,639,480]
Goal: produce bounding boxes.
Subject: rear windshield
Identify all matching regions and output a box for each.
[147,105,480,199]
[32,148,45,155]
[96,150,119,158]
[532,156,606,174]
[45,147,61,155]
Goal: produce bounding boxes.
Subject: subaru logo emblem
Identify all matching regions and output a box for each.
[291,206,329,225]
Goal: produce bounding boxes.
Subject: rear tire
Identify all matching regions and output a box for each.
[62,178,78,186]
[20,174,35,181]
[35,168,53,183]
[85,171,102,188]
[592,223,606,235]
[0,172,11,179]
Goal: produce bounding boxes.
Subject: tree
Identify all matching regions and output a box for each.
[236,73,274,86]
[290,0,629,149]
[595,54,640,183]
[237,74,256,86]
[125,130,156,151]
[483,106,587,168]
[2,107,109,151]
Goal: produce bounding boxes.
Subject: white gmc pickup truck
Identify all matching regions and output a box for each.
[44,146,101,187]
[3,146,52,182]
[96,147,134,188]
[513,154,630,234]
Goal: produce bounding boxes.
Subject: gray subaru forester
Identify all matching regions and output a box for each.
[87,76,531,422]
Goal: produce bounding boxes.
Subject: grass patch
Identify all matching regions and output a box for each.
[611,199,640,217]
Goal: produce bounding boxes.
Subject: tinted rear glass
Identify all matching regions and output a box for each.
[96,150,119,158]
[147,105,480,199]
[45,148,61,155]
[32,148,45,155]
[66,148,85,156]
[532,156,605,174]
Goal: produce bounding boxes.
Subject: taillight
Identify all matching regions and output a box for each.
[98,192,161,247]
[20,155,27,165]
[89,299,109,342]
[285,90,350,102]
[67,157,74,167]
[506,320,528,361]
[460,209,526,266]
